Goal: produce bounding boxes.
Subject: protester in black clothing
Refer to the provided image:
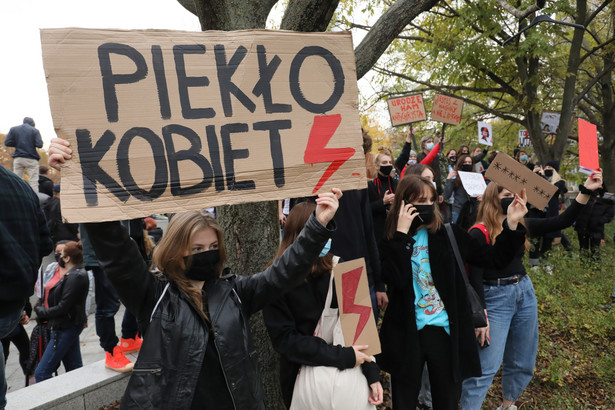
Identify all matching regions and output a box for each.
[368,152,398,245]
[38,165,54,198]
[534,161,571,255]
[263,202,382,408]
[43,184,79,243]
[1,301,31,380]
[574,185,615,262]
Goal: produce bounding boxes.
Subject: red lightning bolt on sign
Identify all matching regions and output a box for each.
[304,114,356,194]
[342,266,371,345]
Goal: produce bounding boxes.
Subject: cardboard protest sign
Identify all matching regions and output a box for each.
[518,130,532,147]
[386,94,426,127]
[458,171,487,197]
[41,28,366,222]
[485,152,557,209]
[477,121,493,146]
[541,111,559,134]
[333,258,381,356]
[578,118,599,175]
[431,94,463,125]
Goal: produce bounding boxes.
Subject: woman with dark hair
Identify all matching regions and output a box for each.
[264,202,382,409]
[460,172,602,410]
[444,154,477,224]
[34,241,89,382]
[377,175,528,409]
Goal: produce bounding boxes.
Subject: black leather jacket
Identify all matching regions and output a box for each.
[34,267,88,330]
[85,214,334,409]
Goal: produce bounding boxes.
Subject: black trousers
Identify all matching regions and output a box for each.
[391,325,461,410]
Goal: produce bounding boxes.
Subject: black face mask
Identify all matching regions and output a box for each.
[379,165,393,176]
[544,169,553,177]
[449,156,457,163]
[461,164,473,172]
[184,250,220,282]
[410,204,434,233]
[58,257,66,268]
[500,197,514,214]
[54,252,61,262]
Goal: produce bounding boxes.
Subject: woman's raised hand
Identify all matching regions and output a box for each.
[315,188,342,226]
[396,200,418,234]
[48,137,72,170]
[506,188,528,230]
[583,169,603,191]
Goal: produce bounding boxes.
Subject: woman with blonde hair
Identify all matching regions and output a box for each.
[48,137,342,409]
[461,172,603,410]
[378,175,528,409]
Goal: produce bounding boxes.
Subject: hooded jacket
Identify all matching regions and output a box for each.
[85,214,334,409]
[4,117,43,160]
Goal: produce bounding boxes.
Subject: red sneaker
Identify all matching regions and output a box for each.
[120,335,143,354]
[105,345,134,373]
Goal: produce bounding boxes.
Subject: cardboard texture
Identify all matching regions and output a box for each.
[578,118,599,174]
[485,152,557,209]
[458,171,487,197]
[41,28,366,222]
[477,121,493,146]
[430,94,463,125]
[333,258,381,356]
[386,94,426,127]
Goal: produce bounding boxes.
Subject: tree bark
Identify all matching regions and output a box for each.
[280,0,340,32]
[354,0,440,79]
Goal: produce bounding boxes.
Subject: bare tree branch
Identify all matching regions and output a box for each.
[575,60,615,104]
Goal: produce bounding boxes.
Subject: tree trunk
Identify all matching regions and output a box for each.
[598,53,615,191]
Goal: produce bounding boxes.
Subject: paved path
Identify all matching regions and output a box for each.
[4,297,127,396]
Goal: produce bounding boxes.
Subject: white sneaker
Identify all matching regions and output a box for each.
[496,405,517,410]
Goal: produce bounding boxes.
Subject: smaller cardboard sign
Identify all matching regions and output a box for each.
[387,94,427,127]
[518,130,532,147]
[477,121,493,146]
[485,152,557,209]
[431,94,463,125]
[458,171,487,197]
[334,258,381,356]
[541,111,560,134]
[578,118,599,175]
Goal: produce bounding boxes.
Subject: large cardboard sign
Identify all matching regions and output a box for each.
[333,258,381,356]
[578,118,599,175]
[477,121,493,146]
[485,152,557,209]
[41,28,366,222]
[458,171,487,197]
[386,94,426,127]
[431,94,463,125]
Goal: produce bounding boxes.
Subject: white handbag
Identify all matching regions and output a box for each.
[290,258,375,410]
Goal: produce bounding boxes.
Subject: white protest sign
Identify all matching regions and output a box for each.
[458,171,487,197]
[477,121,493,146]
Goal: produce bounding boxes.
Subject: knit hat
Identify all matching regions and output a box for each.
[409,150,417,157]
[545,160,560,172]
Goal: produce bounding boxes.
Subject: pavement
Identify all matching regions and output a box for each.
[4,295,129,397]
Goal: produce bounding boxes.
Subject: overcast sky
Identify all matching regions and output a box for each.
[0,0,202,146]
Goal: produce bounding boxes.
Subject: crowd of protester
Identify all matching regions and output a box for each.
[0,123,613,410]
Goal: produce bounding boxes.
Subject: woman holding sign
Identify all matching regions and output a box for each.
[263,201,382,409]
[460,172,603,410]
[377,175,528,410]
[47,138,342,410]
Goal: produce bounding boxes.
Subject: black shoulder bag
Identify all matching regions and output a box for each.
[444,223,488,328]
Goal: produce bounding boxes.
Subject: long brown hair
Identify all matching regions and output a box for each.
[385,175,443,239]
[272,201,333,277]
[476,182,530,249]
[152,210,227,319]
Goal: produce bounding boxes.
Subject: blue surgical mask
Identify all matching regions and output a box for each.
[425,142,435,150]
[520,155,528,162]
[319,238,332,257]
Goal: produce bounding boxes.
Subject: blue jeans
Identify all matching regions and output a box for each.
[34,324,84,382]
[460,275,538,409]
[91,266,138,352]
[0,301,25,408]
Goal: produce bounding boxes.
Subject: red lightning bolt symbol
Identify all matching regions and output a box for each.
[304,114,356,194]
[342,267,371,345]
